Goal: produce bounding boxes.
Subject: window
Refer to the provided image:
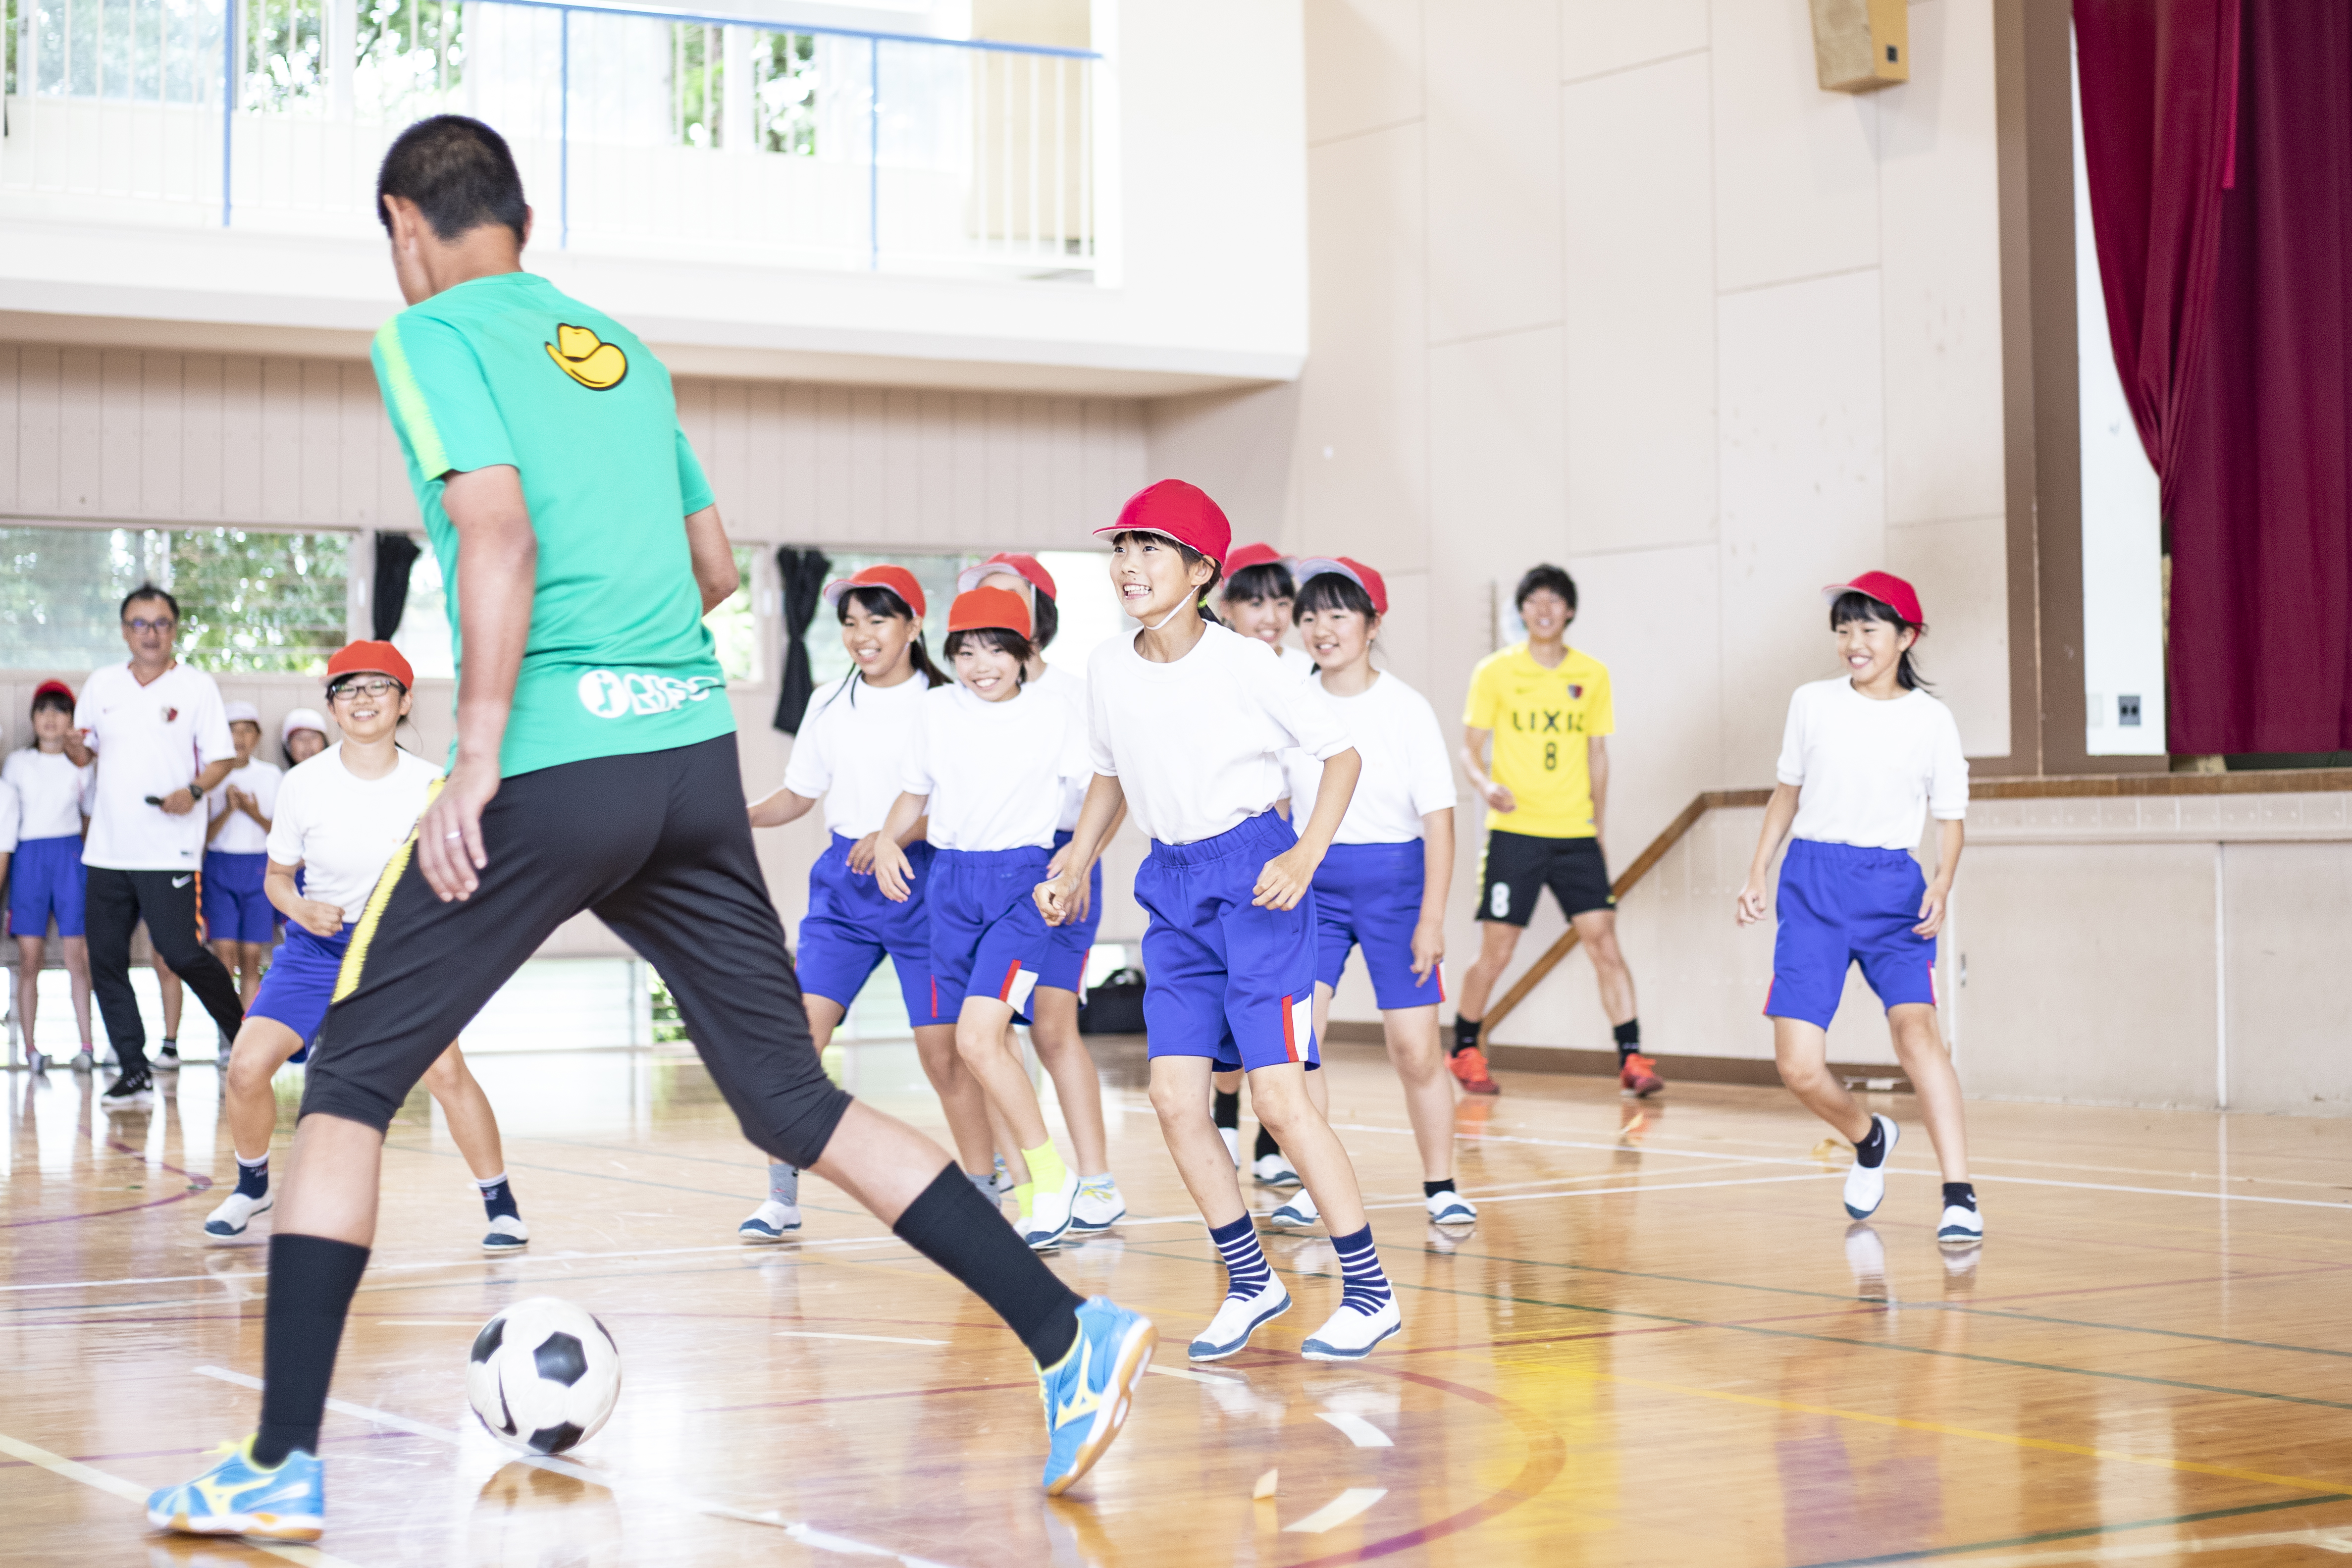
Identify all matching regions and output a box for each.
[0,524,350,674]
[390,539,760,684]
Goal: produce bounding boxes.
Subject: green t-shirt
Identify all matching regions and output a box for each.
[371,271,732,778]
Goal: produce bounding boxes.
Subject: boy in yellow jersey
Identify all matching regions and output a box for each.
[1451,565,1660,1098]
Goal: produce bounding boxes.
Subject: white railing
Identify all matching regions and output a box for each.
[0,0,1100,277]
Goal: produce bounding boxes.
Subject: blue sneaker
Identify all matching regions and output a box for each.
[147,1437,323,1541]
[1038,1296,1156,1496]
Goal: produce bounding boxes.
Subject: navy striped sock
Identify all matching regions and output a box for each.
[1331,1225,1392,1315]
[1208,1214,1274,1301]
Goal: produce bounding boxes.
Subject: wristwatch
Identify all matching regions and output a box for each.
[188,782,207,801]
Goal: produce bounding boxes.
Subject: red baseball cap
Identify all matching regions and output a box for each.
[1223,542,1287,575]
[1094,479,1232,569]
[957,552,1056,599]
[823,564,927,622]
[947,586,1033,640]
[1291,555,1389,616]
[31,679,74,706]
[1823,571,1926,632]
[326,639,416,691]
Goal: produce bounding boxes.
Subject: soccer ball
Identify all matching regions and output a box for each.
[466,1296,622,1455]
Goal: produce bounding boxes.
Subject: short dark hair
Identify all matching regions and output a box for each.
[1829,589,1931,691]
[1030,588,1059,651]
[1110,530,1224,603]
[29,687,73,719]
[377,115,528,244]
[1222,561,1295,605]
[831,585,947,695]
[944,626,1035,678]
[121,584,180,622]
[1515,564,1577,613]
[1293,570,1377,622]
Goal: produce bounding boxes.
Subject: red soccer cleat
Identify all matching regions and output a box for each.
[1619,1052,1665,1098]
[1449,1045,1501,1096]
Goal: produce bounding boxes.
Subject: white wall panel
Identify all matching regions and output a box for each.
[1563,0,1708,81]
[1709,0,1882,293]
[1423,0,1563,343]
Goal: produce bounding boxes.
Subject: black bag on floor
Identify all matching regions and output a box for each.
[1078,968,1148,1035]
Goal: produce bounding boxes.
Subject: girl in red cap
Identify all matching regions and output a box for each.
[6,680,96,1072]
[956,553,1127,1235]
[1039,480,1403,1363]
[871,585,1095,1249]
[1735,574,1980,1247]
[204,641,529,1255]
[740,565,988,1243]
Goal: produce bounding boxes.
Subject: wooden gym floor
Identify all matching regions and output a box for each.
[5,1038,2352,1567]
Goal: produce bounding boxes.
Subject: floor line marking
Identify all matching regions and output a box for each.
[191,1367,958,1567]
[1792,1494,2352,1568]
[1283,1486,1387,1533]
[1315,1411,1394,1449]
[775,1330,949,1347]
[1146,1364,1241,1385]
[0,1427,366,1568]
[1875,1521,2352,1566]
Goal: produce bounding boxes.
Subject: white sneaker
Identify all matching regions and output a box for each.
[69,1048,94,1074]
[26,1051,50,1075]
[1252,1151,1301,1189]
[1842,1114,1899,1219]
[1070,1180,1126,1233]
[1218,1127,1242,1166]
[1022,1167,1080,1251]
[738,1199,803,1242]
[1265,1191,1320,1231]
[156,1043,181,1072]
[481,1214,530,1254]
[204,1188,272,1241]
[1187,1279,1291,1362]
[1301,1298,1401,1361]
[1425,1189,1478,1227]
[1937,1203,1984,1245]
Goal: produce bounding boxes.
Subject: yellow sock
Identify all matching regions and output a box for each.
[1014,1182,1036,1220]
[1023,1141,1068,1194]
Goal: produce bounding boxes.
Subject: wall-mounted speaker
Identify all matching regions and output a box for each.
[1809,0,1910,93]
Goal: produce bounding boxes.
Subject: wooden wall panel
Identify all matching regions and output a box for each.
[0,345,1149,549]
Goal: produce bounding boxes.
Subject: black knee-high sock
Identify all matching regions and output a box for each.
[254,1234,371,1466]
[1212,1089,1241,1131]
[1253,1123,1282,1162]
[893,1165,1082,1366]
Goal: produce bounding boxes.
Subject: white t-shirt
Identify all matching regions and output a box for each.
[1281,672,1458,844]
[208,759,285,856]
[781,673,933,840]
[1032,662,1093,833]
[0,778,18,853]
[1086,622,1354,847]
[76,661,236,871]
[1777,678,1969,851]
[265,743,441,918]
[902,682,1091,853]
[1,749,93,840]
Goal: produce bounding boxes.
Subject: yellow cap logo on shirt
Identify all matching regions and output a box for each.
[545,324,628,390]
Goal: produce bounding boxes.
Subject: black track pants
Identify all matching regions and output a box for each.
[85,866,246,1072]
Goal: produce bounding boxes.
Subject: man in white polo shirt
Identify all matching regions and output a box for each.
[63,584,246,1105]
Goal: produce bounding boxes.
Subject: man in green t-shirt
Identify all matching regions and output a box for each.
[150,116,1153,1547]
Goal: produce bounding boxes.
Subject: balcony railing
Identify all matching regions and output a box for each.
[0,0,1101,278]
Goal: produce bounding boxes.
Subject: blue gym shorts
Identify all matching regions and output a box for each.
[8,834,87,939]
[1133,810,1319,1074]
[1034,827,1104,995]
[796,833,942,1026]
[250,921,354,1062]
[1767,837,1938,1030]
[202,850,275,944]
[927,844,1054,1017]
[1313,839,1443,1010]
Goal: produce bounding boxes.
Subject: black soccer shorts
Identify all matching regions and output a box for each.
[301,734,851,1169]
[1475,830,1616,927]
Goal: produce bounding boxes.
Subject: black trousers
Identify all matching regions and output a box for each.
[85,866,246,1073]
[304,734,852,1167]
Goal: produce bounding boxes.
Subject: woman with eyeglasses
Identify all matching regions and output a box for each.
[202,641,528,1255]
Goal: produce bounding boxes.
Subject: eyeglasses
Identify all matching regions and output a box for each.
[328,678,402,702]
[124,617,176,634]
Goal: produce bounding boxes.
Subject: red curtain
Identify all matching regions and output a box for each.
[2077,0,2352,754]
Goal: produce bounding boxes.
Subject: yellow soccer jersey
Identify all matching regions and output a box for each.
[1462,644,1615,837]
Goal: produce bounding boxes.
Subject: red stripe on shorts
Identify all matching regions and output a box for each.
[998,959,1023,1002]
[1280,995,1299,1063]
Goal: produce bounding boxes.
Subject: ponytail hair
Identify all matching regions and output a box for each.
[824,584,948,713]
[1829,589,1930,691]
